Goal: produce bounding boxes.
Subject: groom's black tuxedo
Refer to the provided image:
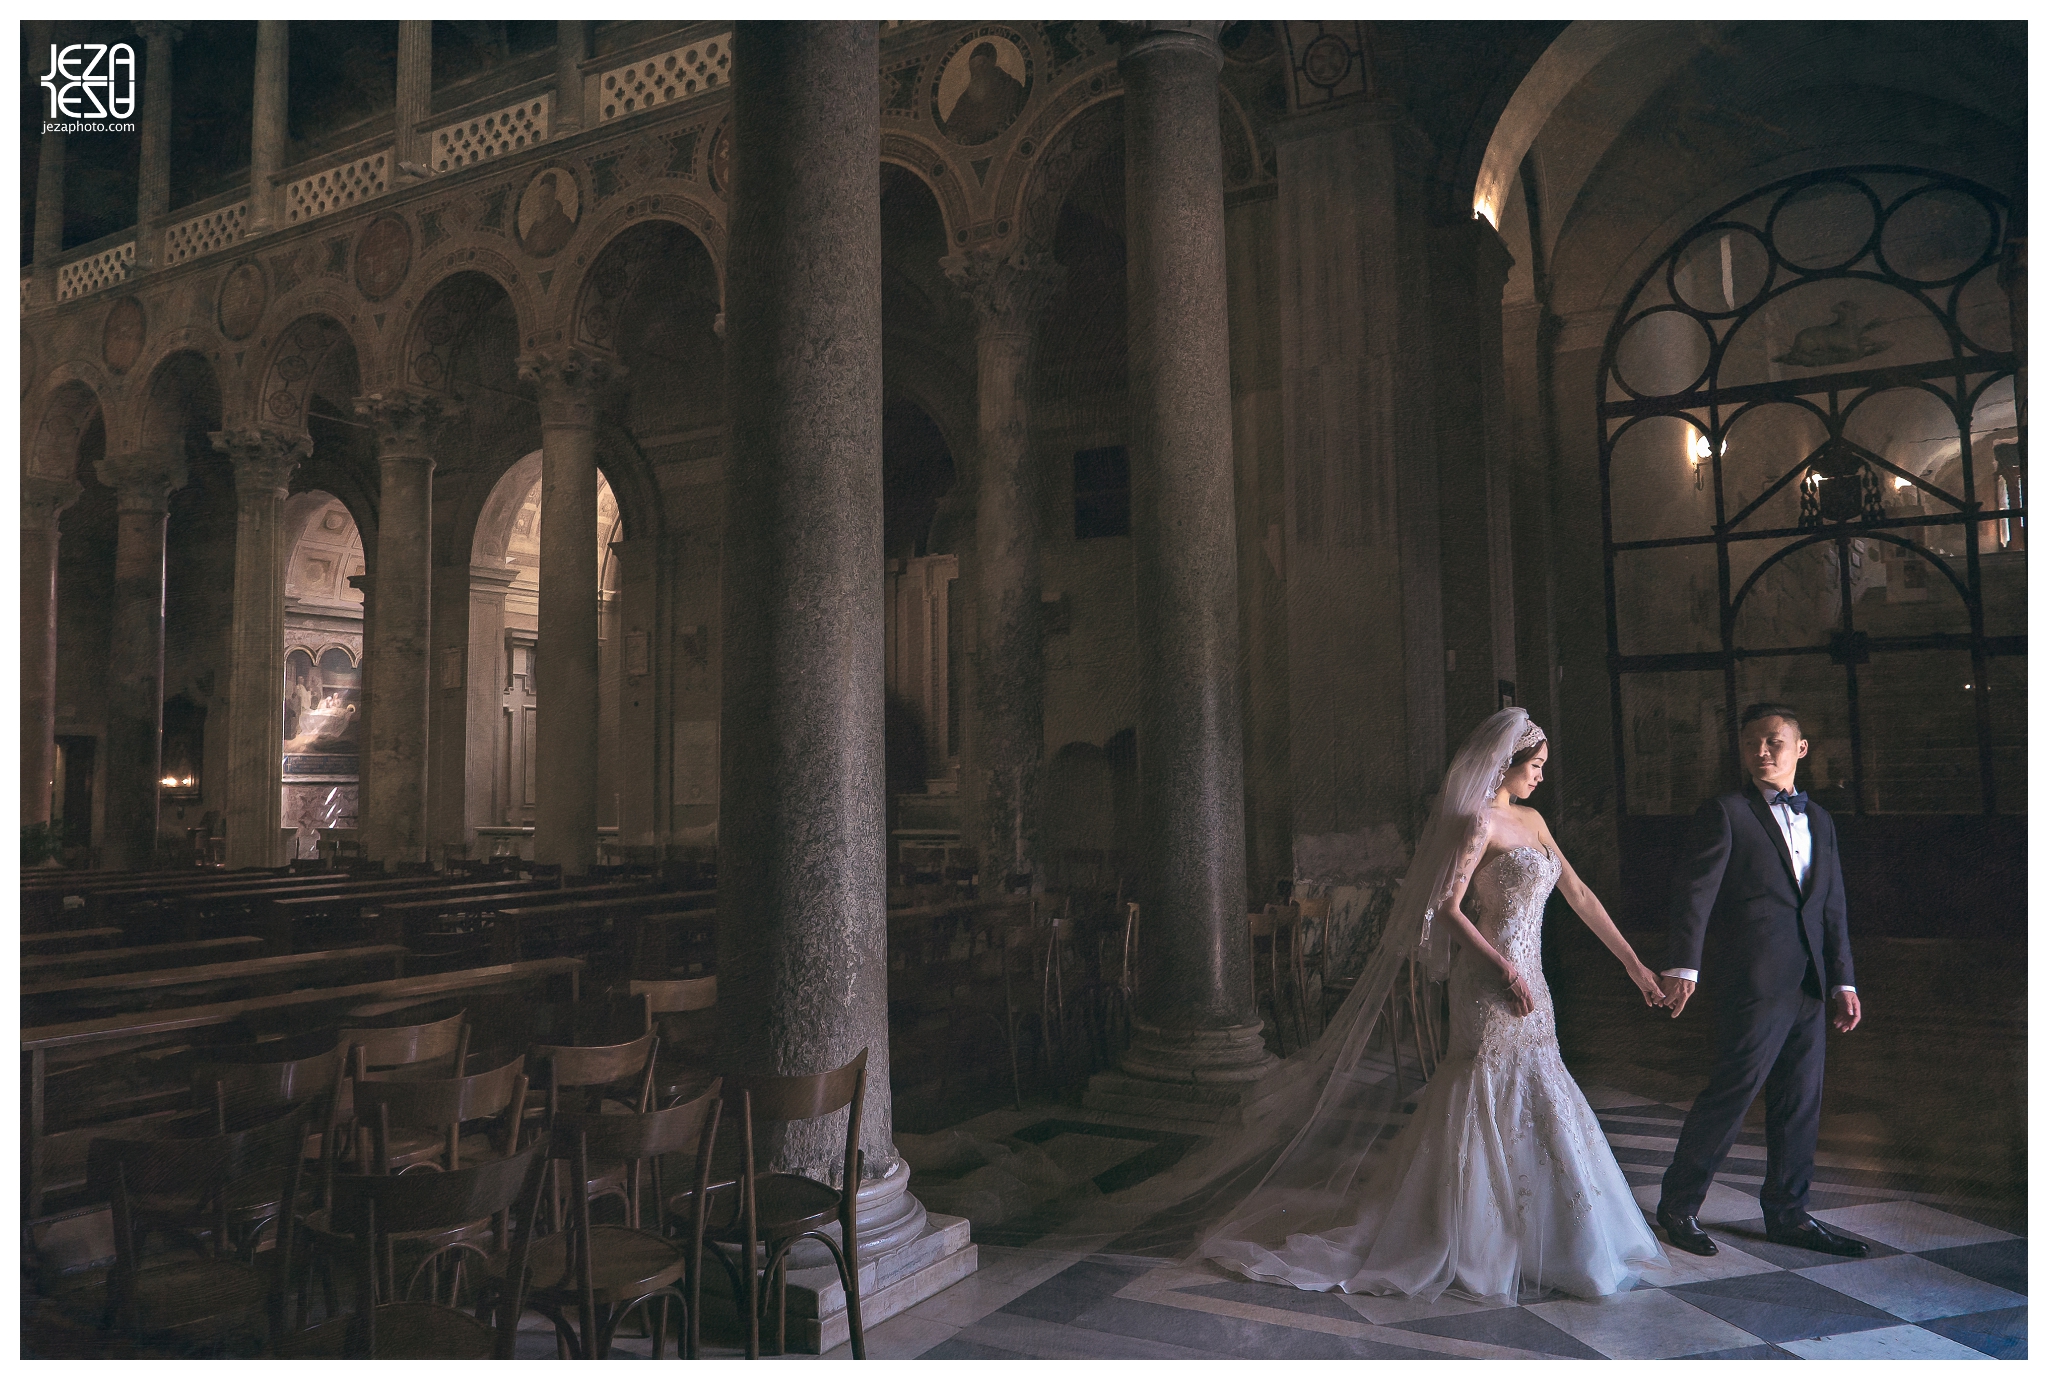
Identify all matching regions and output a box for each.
[1659,783,1856,1226]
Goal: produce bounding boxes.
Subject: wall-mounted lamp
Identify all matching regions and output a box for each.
[1689,431,1721,490]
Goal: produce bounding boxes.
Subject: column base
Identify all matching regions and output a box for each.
[704,1212,977,1355]
[1083,1017,1282,1126]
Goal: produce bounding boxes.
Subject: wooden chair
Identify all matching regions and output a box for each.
[506,1081,724,1358]
[1080,900,1140,1063]
[296,1054,530,1328]
[87,1103,313,1355]
[632,977,719,1107]
[529,1029,661,1230]
[1295,894,1333,1035]
[1248,903,1309,1055]
[276,1140,550,1358]
[186,1033,351,1256]
[336,1009,469,1077]
[707,1049,869,1359]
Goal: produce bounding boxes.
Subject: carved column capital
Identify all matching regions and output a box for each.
[21,476,82,532]
[517,346,627,428]
[353,388,460,456]
[940,247,1068,338]
[1111,21,1225,63]
[212,425,312,496]
[95,449,189,513]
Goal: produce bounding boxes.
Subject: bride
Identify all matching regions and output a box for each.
[1198,707,1670,1304]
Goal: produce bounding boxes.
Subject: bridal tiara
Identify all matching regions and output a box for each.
[1492,718,1548,792]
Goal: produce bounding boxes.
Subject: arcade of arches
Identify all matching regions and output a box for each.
[19,20,2025,1357]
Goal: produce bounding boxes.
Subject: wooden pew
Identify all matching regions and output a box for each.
[21,928,124,956]
[21,944,410,1025]
[73,870,334,933]
[470,886,713,965]
[263,877,577,952]
[20,935,268,982]
[21,956,585,1216]
[91,871,369,940]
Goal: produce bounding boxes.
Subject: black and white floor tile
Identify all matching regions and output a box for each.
[823,1087,2026,1360]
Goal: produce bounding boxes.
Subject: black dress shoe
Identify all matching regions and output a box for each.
[1656,1209,1718,1256]
[1765,1217,1869,1257]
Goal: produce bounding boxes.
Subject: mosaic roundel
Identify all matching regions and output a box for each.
[102,297,146,374]
[931,28,1033,147]
[517,166,581,258]
[216,260,267,340]
[354,214,413,301]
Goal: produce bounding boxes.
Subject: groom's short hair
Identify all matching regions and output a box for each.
[1739,701,1802,735]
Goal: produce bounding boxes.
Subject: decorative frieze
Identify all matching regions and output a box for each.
[56,242,135,302]
[597,36,731,123]
[163,201,248,267]
[283,152,391,227]
[431,95,552,174]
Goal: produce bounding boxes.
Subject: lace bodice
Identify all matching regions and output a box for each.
[1448,844,1561,1064]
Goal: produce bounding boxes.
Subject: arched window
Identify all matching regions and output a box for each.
[1600,167,2021,815]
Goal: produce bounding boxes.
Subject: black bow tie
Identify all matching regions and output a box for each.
[1770,789,1808,815]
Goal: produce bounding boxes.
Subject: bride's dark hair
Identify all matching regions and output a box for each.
[1509,739,1546,768]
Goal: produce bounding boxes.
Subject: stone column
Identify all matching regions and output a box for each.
[1111,23,1276,1090]
[132,21,183,272]
[1429,216,1518,749]
[722,20,934,1280]
[22,477,82,829]
[354,391,455,866]
[395,21,432,170]
[247,21,288,237]
[1268,103,1446,888]
[554,22,587,134]
[215,427,311,868]
[517,347,621,875]
[941,247,1064,890]
[95,450,189,870]
[33,130,65,306]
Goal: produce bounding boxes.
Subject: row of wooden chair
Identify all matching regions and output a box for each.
[81,984,874,1360]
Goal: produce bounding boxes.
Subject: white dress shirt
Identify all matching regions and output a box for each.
[1664,790,1856,997]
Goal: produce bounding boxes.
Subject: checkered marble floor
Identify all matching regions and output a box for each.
[830,1087,2026,1360]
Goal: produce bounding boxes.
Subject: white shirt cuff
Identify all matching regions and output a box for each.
[1660,969,1698,983]
[1831,986,1856,996]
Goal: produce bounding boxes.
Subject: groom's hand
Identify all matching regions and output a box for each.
[1659,975,1695,1018]
[1831,989,1862,1033]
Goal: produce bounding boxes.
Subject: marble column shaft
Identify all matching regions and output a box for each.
[518,347,621,875]
[355,391,454,865]
[96,450,189,870]
[554,22,587,133]
[248,21,288,236]
[1117,25,1272,1080]
[942,247,1064,889]
[216,427,310,869]
[395,22,432,169]
[134,22,182,270]
[720,19,903,1198]
[22,477,83,827]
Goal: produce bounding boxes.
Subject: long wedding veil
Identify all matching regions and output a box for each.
[1042,707,1540,1268]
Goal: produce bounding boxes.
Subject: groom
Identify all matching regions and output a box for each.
[1653,702,1866,1258]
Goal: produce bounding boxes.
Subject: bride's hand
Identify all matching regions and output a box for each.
[1629,964,1670,1008]
[1498,963,1536,1018]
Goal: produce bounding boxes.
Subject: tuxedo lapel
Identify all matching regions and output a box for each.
[1744,786,1800,894]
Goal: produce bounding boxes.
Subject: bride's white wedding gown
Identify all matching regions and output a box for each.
[1208,844,1664,1303]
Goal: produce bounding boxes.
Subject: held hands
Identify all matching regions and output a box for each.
[1628,963,1672,1009]
[1832,989,1862,1033]
[1659,974,1696,1019]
